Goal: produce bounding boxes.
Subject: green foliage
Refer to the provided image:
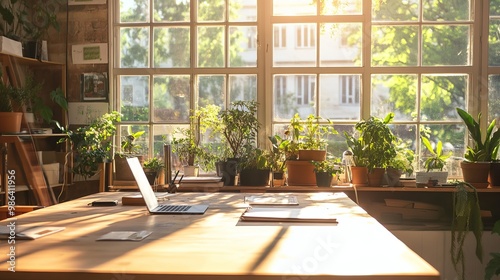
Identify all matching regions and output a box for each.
[311,157,342,175]
[172,113,201,166]
[421,136,452,172]
[451,181,483,280]
[390,138,415,175]
[485,220,500,280]
[239,147,269,171]
[220,100,260,159]
[282,113,338,160]
[121,129,145,155]
[0,0,62,41]
[143,157,165,173]
[267,134,286,172]
[456,108,500,162]
[58,111,121,179]
[345,113,397,171]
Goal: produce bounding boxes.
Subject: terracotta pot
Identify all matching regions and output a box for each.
[183,165,199,177]
[0,112,23,133]
[114,155,144,181]
[351,166,368,186]
[490,161,500,187]
[368,167,386,187]
[460,161,490,189]
[298,149,326,161]
[286,160,316,186]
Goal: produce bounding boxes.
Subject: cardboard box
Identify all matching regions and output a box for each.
[42,163,60,186]
[0,36,23,57]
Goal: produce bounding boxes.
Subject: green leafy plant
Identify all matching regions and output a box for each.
[121,129,145,155]
[421,136,452,172]
[267,134,287,172]
[311,156,342,176]
[143,157,165,174]
[283,113,337,160]
[220,100,260,159]
[456,108,500,162]
[239,147,269,171]
[57,111,121,179]
[485,220,500,280]
[344,112,397,171]
[450,181,483,280]
[389,139,415,175]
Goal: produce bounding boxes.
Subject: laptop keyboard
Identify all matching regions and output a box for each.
[156,205,191,212]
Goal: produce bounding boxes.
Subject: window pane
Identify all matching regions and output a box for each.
[371,25,418,66]
[153,75,190,122]
[120,125,149,155]
[229,26,257,67]
[419,124,465,177]
[120,27,150,68]
[420,74,467,121]
[422,25,470,66]
[423,0,470,21]
[120,0,149,23]
[273,0,316,16]
[198,0,225,22]
[371,74,417,121]
[489,19,500,66]
[372,0,418,21]
[154,27,190,68]
[197,75,226,108]
[320,23,362,67]
[153,0,190,22]
[229,0,257,22]
[120,76,150,122]
[153,125,178,157]
[319,74,360,120]
[229,75,257,102]
[488,75,500,124]
[273,24,316,67]
[273,74,316,121]
[197,26,225,67]
[321,0,362,15]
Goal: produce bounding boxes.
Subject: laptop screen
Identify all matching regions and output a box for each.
[126,157,159,211]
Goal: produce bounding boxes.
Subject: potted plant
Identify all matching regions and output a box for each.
[268,134,287,186]
[143,157,165,189]
[284,113,338,186]
[114,128,146,182]
[0,80,24,133]
[484,219,500,280]
[344,112,397,186]
[238,147,270,186]
[387,139,415,187]
[415,136,451,186]
[311,156,342,187]
[218,100,260,185]
[0,0,63,59]
[456,108,500,188]
[57,111,121,180]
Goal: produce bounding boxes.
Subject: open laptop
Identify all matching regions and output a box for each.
[126,157,209,214]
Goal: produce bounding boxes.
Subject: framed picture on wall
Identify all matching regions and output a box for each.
[81,72,108,101]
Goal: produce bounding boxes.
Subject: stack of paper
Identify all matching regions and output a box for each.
[240,207,338,223]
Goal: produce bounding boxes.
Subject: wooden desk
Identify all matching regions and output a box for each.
[0,192,439,280]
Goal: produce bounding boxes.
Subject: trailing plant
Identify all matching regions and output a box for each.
[456,108,500,162]
[57,111,121,179]
[485,219,500,280]
[421,136,452,172]
[450,181,483,280]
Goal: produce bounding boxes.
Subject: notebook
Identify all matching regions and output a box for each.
[126,157,209,214]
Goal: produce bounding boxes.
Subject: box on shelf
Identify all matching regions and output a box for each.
[0,36,23,57]
[42,163,60,186]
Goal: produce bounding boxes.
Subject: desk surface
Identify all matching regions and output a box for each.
[0,192,439,280]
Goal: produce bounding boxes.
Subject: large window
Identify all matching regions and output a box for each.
[112,0,496,175]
